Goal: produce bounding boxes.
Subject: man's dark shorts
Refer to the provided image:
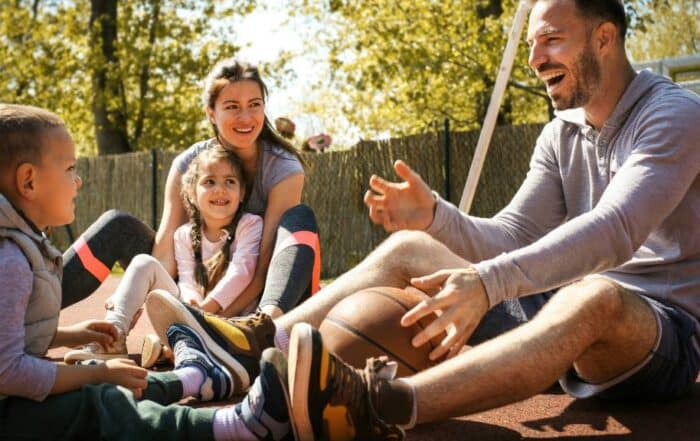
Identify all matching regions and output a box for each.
[471,287,699,401]
[561,295,699,400]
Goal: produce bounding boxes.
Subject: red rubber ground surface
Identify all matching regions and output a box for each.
[50,276,700,440]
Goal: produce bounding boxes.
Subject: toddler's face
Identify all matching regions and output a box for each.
[32,128,82,229]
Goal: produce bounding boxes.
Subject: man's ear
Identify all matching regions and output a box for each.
[595,22,617,55]
[15,163,38,200]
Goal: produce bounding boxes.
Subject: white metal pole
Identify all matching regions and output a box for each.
[458,0,535,213]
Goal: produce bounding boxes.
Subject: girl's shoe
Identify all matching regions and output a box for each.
[140,333,164,368]
[63,330,128,364]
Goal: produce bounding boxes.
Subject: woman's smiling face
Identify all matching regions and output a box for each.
[206,79,265,151]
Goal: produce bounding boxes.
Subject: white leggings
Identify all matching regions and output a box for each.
[104,254,181,335]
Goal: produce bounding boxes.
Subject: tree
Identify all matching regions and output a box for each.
[294,0,696,142]
[626,0,699,62]
[297,0,550,140]
[0,0,254,155]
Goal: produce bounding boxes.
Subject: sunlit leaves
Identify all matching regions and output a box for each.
[0,0,254,155]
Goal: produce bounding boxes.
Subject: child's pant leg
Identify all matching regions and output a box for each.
[141,371,184,405]
[105,254,178,333]
[0,376,214,441]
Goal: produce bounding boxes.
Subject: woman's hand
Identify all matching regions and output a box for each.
[53,320,119,348]
[401,267,490,360]
[364,160,436,232]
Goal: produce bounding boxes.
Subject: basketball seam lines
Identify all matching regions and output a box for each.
[323,316,418,374]
[368,289,437,351]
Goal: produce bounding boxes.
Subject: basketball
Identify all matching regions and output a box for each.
[319,286,445,376]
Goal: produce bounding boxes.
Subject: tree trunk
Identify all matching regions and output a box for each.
[90,0,131,155]
[133,0,161,147]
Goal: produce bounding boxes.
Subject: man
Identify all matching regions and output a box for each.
[149,1,700,440]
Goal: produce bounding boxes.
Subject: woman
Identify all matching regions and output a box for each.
[63,59,320,319]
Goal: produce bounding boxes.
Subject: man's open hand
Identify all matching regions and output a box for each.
[401,267,489,360]
[364,160,436,232]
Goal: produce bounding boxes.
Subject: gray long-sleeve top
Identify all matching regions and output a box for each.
[0,240,56,401]
[426,70,700,333]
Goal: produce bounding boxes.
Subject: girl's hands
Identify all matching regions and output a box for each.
[401,267,490,361]
[54,320,119,348]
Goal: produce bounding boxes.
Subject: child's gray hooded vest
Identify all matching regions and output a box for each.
[0,193,62,356]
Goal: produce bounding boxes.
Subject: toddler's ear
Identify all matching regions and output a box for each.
[15,163,37,200]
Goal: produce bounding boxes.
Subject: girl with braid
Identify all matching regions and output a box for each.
[64,145,263,365]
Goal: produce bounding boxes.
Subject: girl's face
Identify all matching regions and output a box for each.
[206,80,265,152]
[194,158,244,229]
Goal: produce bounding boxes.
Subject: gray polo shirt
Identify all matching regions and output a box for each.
[427,70,700,333]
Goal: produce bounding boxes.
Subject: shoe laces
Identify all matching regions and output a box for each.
[330,356,404,440]
[172,337,199,366]
[230,311,269,328]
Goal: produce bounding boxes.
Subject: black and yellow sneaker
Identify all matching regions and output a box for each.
[236,347,298,441]
[145,289,275,392]
[288,322,405,441]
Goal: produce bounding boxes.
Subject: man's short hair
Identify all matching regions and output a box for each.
[574,0,627,40]
[0,104,66,173]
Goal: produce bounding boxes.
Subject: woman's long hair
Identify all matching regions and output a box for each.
[181,145,247,294]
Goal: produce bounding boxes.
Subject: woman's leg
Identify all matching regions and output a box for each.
[258,204,320,315]
[62,210,154,308]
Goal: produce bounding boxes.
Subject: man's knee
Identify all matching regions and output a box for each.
[550,278,627,322]
[375,230,436,260]
[367,230,451,280]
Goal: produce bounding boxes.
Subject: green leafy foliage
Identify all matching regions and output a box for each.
[296,0,696,141]
[299,0,550,139]
[626,0,699,61]
[0,0,254,155]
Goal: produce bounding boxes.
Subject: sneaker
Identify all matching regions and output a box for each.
[167,324,234,401]
[145,289,275,391]
[289,323,405,441]
[140,333,163,368]
[234,348,298,441]
[63,329,128,364]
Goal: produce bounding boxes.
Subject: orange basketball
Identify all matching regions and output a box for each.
[318,286,445,376]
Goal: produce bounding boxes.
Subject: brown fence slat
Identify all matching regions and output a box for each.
[51,124,544,277]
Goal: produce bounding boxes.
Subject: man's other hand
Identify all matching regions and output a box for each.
[364,160,436,232]
[402,267,489,360]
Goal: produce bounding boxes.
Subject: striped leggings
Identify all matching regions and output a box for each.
[62,204,320,313]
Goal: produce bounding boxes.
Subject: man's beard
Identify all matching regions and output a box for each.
[551,43,601,110]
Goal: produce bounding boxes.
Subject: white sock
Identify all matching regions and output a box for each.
[212,406,257,441]
[173,366,204,398]
[103,311,128,339]
[273,325,290,356]
[398,378,418,430]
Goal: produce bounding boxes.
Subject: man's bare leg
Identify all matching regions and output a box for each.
[277,231,469,332]
[408,278,657,423]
